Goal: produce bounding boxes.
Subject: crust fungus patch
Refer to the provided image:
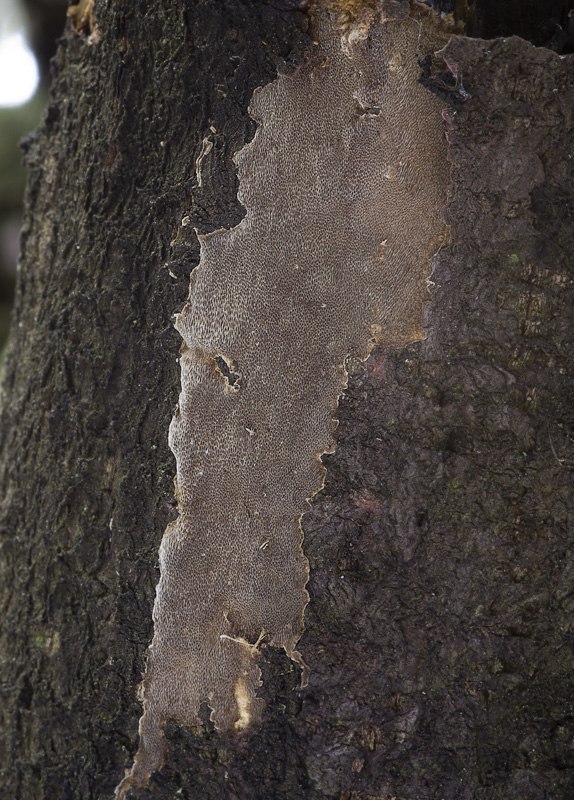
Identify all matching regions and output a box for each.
[116,2,450,795]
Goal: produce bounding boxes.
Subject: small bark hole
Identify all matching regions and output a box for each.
[213,355,241,389]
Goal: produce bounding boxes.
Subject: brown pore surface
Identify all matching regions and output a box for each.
[116,3,450,795]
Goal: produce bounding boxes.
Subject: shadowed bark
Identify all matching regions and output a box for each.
[1,2,573,799]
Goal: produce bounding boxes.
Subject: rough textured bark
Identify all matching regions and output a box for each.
[1,3,573,800]
[0,2,310,797]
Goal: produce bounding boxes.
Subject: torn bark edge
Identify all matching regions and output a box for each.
[68,0,101,45]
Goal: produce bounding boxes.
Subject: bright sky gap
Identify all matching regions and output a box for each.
[0,32,39,107]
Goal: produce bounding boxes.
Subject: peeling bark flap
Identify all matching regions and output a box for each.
[116,3,449,795]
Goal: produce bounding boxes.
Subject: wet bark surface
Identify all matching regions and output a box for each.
[1,2,573,800]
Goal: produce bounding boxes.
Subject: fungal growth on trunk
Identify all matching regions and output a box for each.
[116,2,451,795]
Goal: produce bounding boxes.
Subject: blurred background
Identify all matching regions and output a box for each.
[0,0,67,374]
[0,0,573,377]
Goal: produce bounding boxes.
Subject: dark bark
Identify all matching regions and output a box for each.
[1,3,573,800]
[0,2,309,798]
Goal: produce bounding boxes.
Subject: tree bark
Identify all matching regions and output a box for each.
[1,2,573,799]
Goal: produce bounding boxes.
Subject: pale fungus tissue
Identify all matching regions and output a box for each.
[115,1,451,795]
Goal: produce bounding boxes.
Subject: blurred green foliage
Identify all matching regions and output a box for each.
[0,93,47,372]
[0,94,46,213]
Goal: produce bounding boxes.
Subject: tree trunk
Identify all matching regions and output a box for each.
[1,2,573,799]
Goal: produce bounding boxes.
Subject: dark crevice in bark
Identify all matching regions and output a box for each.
[430,0,574,53]
[471,0,574,52]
